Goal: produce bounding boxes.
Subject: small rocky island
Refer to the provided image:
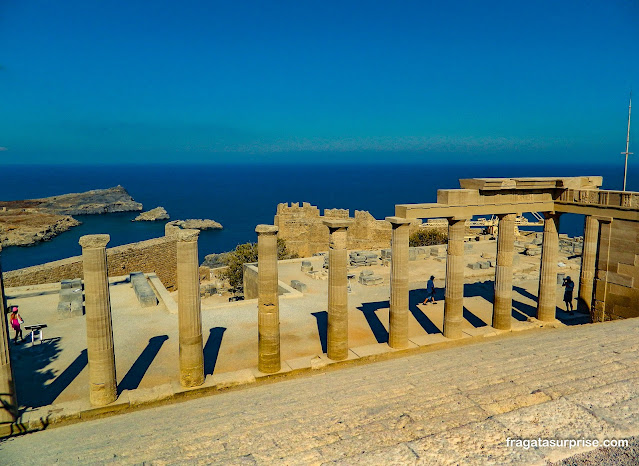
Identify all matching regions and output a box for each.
[166,219,223,230]
[0,186,143,247]
[133,207,170,222]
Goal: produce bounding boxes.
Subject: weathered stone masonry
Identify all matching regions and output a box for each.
[274,202,421,257]
[3,235,178,290]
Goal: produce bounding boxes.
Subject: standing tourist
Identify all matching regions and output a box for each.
[562,276,575,313]
[423,275,436,304]
[9,306,24,344]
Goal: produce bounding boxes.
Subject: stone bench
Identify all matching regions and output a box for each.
[130,272,158,307]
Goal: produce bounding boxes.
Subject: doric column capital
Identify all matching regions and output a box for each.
[543,211,561,220]
[79,234,110,249]
[497,213,517,220]
[255,224,279,235]
[176,229,200,242]
[385,216,412,228]
[323,219,354,231]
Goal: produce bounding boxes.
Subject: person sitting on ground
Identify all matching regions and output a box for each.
[9,306,24,344]
[423,275,436,304]
[562,276,575,313]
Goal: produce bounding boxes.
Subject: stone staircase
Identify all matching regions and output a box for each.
[2,318,639,464]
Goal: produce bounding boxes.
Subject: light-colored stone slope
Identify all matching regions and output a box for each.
[2,318,639,465]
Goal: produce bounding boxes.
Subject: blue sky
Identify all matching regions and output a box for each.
[0,0,637,164]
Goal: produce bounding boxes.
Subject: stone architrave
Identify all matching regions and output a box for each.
[79,234,117,406]
[177,229,205,387]
[324,219,353,361]
[444,218,467,339]
[578,215,599,313]
[537,212,561,321]
[256,225,280,373]
[0,246,17,431]
[386,217,412,349]
[493,213,516,330]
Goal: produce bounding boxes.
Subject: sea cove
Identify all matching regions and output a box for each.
[1,160,635,271]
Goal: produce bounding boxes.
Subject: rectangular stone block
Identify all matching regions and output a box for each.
[57,301,71,319]
[437,188,480,206]
[290,280,307,292]
[130,272,158,307]
[478,261,491,269]
[468,262,481,270]
[513,254,521,265]
[71,300,84,316]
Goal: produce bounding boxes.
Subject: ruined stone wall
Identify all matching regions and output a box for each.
[274,202,421,257]
[3,236,179,290]
[593,219,639,321]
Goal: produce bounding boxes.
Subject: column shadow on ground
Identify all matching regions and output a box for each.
[513,286,538,303]
[311,312,328,353]
[203,327,226,376]
[462,307,488,327]
[356,301,389,344]
[512,299,536,321]
[12,338,88,408]
[463,281,495,304]
[118,335,168,393]
[408,289,441,334]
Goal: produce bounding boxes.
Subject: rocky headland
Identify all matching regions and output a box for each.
[0,186,143,247]
[133,207,170,222]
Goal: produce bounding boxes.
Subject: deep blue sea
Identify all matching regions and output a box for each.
[1,161,636,271]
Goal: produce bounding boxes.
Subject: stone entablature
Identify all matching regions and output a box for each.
[275,202,421,257]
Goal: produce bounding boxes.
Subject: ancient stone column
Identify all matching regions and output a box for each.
[537,212,561,321]
[80,234,117,406]
[493,213,516,330]
[0,246,17,431]
[444,218,466,339]
[256,225,280,373]
[578,215,599,313]
[386,217,412,349]
[177,229,204,387]
[324,219,353,361]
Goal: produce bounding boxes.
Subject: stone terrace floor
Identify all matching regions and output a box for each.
[3,238,587,412]
[2,317,639,464]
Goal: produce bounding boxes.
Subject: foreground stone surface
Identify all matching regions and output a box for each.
[2,318,638,464]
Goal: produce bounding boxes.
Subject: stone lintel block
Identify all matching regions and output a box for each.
[79,234,110,249]
[255,224,278,234]
[176,228,199,242]
[385,216,413,226]
[323,219,354,230]
[437,189,480,206]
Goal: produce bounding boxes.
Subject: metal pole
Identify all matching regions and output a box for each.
[622,92,632,191]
